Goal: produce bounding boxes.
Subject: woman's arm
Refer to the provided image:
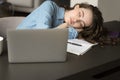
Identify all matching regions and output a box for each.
[17,1,56,29]
[56,23,68,29]
[56,23,83,32]
[56,23,83,39]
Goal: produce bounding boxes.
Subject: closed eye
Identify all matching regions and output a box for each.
[80,9,84,18]
[80,20,85,28]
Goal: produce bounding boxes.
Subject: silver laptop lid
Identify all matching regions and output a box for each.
[7,29,68,63]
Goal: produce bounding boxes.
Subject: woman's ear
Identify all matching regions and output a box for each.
[74,5,80,9]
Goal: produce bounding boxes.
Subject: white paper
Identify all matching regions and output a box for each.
[67,39,97,55]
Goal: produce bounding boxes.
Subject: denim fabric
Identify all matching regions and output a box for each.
[16,0,78,39]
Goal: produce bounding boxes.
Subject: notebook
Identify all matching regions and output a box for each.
[7,29,68,63]
[67,39,97,55]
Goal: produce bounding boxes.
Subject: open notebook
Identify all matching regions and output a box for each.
[67,39,98,55]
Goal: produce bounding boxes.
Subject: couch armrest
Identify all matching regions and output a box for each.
[0,17,25,52]
[0,17,25,38]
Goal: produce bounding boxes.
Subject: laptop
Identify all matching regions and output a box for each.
[7,29,68,63]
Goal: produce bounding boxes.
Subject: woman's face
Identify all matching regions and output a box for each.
[65,5,93,29]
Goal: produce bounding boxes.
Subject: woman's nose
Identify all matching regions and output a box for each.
[74,18,80,23]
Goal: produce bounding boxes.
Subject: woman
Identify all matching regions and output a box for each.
[17,0,103,43]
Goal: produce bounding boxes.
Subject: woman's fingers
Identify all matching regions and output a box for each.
[56,23,68,28]
[75,28,83,32]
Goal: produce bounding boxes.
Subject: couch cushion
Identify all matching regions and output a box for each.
[0,17,25,52]
[0,17,25,38]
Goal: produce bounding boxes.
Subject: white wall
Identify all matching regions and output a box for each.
[70,0,98,7]
[98,0,120,22]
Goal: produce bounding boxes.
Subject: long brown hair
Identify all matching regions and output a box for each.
[63,3,103,43]
[63,3,120,45]
[74,3,104,43]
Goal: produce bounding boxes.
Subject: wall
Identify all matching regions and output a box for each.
[70,0,98,7]
[98,0,120,22]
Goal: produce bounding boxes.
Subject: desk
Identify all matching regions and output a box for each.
[0,45,120,80]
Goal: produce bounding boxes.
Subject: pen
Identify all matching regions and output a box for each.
[68,42,82,46]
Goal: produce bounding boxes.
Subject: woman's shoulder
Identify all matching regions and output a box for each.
[35,0,61,13]
[41,0,57,7]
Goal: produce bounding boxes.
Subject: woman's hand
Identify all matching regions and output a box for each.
[75,28,83,32]
[56,23,83,32]
[56,23,69,29]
